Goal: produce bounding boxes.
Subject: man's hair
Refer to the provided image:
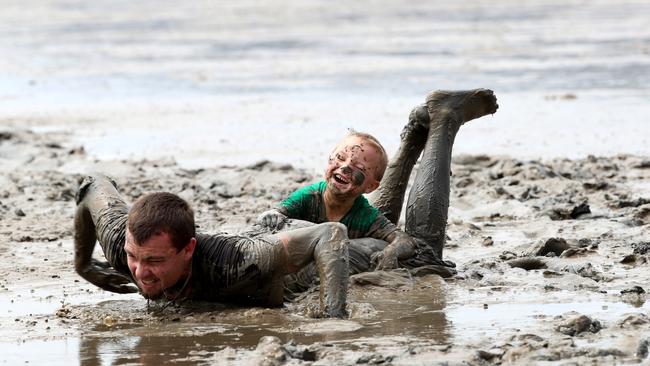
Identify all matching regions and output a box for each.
[127,192,195,251]
[346,129,388,181]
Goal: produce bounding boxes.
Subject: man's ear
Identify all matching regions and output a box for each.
[364,179,380,194]
[183,237,197,261]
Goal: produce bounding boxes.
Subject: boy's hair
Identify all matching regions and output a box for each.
[347,129,388,181]
[127,192,195,251]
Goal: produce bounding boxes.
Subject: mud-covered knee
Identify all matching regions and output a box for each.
[320,222,348,242]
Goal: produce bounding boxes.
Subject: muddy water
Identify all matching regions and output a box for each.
[4,282,648,364]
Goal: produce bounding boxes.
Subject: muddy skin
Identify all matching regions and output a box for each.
[350,168,365,186]
[328,142,375,193]
[369,104,429,223]
[372,89,498,259]
[406,90,498,259]
[74,175,137,293]
[74,174,350,317]
[405,89,498,259]
[271,222,350,317]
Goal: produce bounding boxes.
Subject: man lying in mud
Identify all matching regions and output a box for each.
[258,89,498,285]
[73,176,350,317]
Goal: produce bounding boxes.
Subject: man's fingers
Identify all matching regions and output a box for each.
[101,281,137,294]
[91,259,112,269]
[443,260,456,268]
[100,273,137,294]
[116,283,139,294]
[81,265,136,294]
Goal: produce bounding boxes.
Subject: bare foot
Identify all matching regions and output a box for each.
[426,88,498,126]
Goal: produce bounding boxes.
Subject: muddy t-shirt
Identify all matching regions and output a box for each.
[95,206,275,304]
[277,181,397,241]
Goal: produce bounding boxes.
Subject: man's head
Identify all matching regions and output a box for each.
[125,192,196,299]
[324,131,388,199]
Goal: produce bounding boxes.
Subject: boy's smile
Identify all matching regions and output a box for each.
[325,136,381,198]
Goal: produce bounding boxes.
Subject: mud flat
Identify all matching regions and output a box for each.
[1,129,648,365]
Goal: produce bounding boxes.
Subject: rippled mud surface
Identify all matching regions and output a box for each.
[1,130,649,364]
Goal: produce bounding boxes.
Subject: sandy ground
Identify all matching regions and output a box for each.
[2,0,650,365]
[1,129,649,365]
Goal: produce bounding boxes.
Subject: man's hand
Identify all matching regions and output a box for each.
[257,209,288,231]
[371,247,399,270]
[77,259,138,294]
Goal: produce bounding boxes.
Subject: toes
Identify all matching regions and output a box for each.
[475,89,498,114]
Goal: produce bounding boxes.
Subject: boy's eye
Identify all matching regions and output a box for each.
[336,153,345,161]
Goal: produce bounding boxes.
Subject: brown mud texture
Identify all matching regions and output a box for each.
[1,129,649,365]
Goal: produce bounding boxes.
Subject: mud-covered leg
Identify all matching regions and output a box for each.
[369,104,429,224]
[283,237,388,299]
[74,174,137,293]
[405,89,498,258]
[273,222,350,317]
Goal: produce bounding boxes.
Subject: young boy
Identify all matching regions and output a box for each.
[259,88,499,274]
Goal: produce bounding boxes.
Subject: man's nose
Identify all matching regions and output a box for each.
[340,165,352,174]
[134,263,152,279]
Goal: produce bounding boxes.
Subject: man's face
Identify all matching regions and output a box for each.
[125,229,195,299]
[324,136,382,198]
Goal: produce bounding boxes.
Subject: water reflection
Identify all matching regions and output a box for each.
[77,276,451,365]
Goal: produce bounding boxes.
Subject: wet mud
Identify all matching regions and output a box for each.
[1,129,649,365]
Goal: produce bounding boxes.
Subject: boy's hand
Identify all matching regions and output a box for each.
[257,209,288,230]
[371,247,399,270]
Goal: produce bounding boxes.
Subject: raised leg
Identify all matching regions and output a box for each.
[271,222,351,317]
[405,89,498,258]
[369,104,429,223]
[74,174,137,293]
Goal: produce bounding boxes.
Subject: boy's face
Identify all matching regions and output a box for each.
[324,136,382,199]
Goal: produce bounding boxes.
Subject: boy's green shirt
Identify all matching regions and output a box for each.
[277,181,397,241]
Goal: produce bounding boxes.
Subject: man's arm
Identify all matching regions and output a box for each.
[365,213,454,270]
[74,176,137,294]
[370,229,415,270]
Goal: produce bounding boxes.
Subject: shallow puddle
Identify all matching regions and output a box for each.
[3,291,648,365]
